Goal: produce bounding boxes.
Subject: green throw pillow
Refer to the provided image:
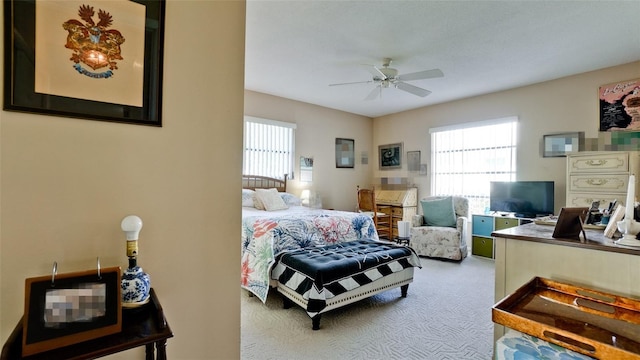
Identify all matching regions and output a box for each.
[421,197,456,227]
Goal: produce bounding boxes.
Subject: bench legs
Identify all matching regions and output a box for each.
[311,315,321,330]
[281,284,411,330]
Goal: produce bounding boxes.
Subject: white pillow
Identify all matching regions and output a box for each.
[280,192,302,206]
[255,188,288,211]
[242,189,255,207]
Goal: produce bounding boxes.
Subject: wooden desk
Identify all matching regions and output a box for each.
[492,223,640,342]
[1,288,173,360]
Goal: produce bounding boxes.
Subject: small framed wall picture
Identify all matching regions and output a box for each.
[379,142,403,170]
[407,151,421,172]
[543,132,584,157]
[335,138,355,168]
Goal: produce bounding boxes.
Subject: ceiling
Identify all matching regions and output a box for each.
[244,1,640,118]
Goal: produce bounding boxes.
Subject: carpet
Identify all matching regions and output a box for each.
[241,254,495,360]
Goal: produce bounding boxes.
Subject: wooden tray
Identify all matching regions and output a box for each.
[493,277,640,359]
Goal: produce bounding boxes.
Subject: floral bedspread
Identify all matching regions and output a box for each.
[241,207,378,302]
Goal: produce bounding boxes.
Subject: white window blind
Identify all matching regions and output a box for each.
[430,117,517,214]
[243,116,296,179]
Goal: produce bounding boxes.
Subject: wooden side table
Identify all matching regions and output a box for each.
[1,288,173,360]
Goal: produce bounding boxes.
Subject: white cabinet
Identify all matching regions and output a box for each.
[566,151,640,208]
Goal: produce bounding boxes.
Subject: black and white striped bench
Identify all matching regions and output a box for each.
[271,239,422,330]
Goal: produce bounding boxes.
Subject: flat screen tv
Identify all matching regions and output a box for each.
[490,181,554,218]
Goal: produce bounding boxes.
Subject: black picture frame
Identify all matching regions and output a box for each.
[23,266,122,356]
[4,0,165,126]
[552,207,589,240]
[542,132,584,157]
[379,142,403,169]
[335,138,355,168]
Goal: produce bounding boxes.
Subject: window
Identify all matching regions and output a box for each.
[243,116,296,179]
[430,117,517,214]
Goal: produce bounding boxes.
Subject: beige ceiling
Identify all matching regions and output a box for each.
[245,0,640,118]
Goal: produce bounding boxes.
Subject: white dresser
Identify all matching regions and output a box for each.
[566,151,640,208]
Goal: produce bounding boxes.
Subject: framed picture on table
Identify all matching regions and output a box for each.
[22,266,122,356]
[4,0,166,126]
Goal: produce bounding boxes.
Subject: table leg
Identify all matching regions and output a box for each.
[156,339,168,360]
[145,343,154,360]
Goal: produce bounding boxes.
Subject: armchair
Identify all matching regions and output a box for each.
[410,196,469,261]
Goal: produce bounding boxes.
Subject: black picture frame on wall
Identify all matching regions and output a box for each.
[335,138,355,168]
[543,132,584,157]
[3,0,165,126]
[379,142,403,169]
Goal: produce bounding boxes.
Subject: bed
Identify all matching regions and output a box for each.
[241,176,421,327]
[241,175,380,302]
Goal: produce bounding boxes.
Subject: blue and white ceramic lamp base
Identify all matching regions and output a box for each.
[121,264,151,308]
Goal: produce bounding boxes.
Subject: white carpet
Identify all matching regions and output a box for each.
[241,254,495,360]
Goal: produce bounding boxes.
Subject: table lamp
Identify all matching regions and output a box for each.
[121,215,151,307]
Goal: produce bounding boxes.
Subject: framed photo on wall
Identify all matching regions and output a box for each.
[407,150,421,171]
[4,0,166,126]
[599,78,640,132]
[335,138,355,168]
[543,132,584,157]
[379,142,403,169]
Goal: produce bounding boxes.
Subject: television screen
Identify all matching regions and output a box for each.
[490,181,554,217]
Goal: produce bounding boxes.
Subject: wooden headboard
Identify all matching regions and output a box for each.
[242,175,287,192]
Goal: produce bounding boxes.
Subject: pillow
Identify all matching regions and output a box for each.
[255,188,288,211]
[421,197,456,227]
[280,192,302,206]
[242,189,255,207]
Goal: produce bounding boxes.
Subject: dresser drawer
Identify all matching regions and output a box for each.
[566,193,618,208]
[472,215,493,237]
[568,152,629,173]
[391,207,404,216]
[568,174,628,193]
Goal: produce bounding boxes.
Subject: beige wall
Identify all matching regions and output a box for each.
[244,91,373,211]
[374,61,640,213]
[1,1,244,359]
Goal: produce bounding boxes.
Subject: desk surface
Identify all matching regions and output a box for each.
[492,222,640,256]
[1,288,173,360]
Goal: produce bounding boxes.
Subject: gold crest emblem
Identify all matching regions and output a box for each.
[62,4,125,78]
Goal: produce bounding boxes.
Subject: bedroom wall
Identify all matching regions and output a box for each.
[373,61,640,213]
[244,90,374,211]
[0,1,244,359]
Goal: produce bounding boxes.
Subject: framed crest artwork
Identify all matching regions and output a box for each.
[379,142,403,170]
[599,78,640,132]
[4,0,166,126]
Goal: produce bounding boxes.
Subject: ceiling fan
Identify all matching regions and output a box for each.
[329,58,444,100]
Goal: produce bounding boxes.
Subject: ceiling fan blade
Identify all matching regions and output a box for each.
[395,82,432,97]
[329,80,373,86]
[364,85,381,101]
[363,65,387,80]
[397,69,444,82]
